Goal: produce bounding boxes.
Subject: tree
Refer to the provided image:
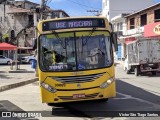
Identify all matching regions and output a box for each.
[2,34,9,43]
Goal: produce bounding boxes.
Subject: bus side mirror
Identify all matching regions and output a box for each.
[111,32,118,52]
[32,38,37,50]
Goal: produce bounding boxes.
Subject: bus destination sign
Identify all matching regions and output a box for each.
[42,18,105,31]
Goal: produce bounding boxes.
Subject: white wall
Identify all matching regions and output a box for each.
[111,15,127,35]
[102,0,109,19]
[111,15,127,59]
[102,0,155,21]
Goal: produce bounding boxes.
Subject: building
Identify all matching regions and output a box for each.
[115,2,160,60]
[111,13,129,60]
[0,0,69,56]
[125,2,160,39]
[48,10,69,19]
[0,0,37,47]
[125,2,160,40]
[102,0,155,21]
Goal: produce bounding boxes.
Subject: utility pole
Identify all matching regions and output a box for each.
[40,0,45,20]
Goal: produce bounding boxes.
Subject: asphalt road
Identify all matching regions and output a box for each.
[0,65,160,120]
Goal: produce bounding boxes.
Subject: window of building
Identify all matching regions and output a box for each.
[117,22,123,31]
[113,24,117,31]
[37,14,40,22]
[130,18,135,29]
[52,12,60,18]
[154,9,160,22]
[17,5,22,8]
[28,15,33,26]
[140,14,147,26]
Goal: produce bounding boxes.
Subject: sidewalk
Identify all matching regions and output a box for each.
[114,60,124,68]
[0,64,38,92]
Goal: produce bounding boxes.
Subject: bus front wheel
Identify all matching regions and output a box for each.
[98,98,109,102]
[47,103,64,107]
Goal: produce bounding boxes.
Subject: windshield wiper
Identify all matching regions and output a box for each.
[82,27,96,46]
[52,30,66,49]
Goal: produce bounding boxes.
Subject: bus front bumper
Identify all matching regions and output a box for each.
[40,82,116,103]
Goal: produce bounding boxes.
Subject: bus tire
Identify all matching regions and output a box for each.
[98,98,108,102]
[47,103,66,107]
[47,103,60,107]
[47,103,53,106]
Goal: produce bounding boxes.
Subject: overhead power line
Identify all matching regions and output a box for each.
[87,10,101,16]
[66,0,101,10]
[42,0,136,15]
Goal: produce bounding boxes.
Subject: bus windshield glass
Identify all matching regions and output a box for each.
[39,31,113,71]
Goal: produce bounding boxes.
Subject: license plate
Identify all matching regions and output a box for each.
[73,94,85,99]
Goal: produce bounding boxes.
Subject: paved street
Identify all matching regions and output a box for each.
[0,64,160,120]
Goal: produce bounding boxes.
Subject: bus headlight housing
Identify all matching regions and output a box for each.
[41,82,57,93]
[100,77,114,89]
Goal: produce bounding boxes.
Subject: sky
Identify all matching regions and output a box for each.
[25,0,160,16]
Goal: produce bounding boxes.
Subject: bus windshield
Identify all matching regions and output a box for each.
[39,31,113,71]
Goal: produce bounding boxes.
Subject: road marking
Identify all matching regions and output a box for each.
[113,92,160,109]
[113,92,132,100]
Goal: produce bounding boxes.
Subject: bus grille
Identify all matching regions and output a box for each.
[51,73,104,84]
[58,93,99,101]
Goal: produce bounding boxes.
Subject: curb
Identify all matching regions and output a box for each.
[0,78,38,92]
[7,71,34,73]
[0,71,34,73]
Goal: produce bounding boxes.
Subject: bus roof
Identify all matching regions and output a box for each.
[37,16,110,33]
[39,16,109,23]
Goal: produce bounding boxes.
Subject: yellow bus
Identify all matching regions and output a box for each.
[36,16,118,105]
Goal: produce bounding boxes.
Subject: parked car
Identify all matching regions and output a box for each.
[0,55,12,65]
[21,55,35,64]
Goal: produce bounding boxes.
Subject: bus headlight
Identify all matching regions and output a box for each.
[100,77,114,89]
[41,82,57,93]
